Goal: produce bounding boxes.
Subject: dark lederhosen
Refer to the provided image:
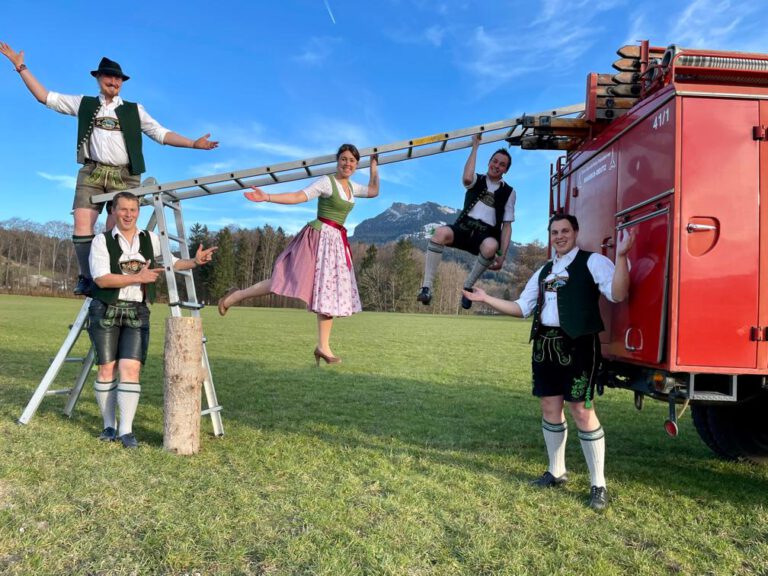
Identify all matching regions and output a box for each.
[449,174,513,255]
[529,250,604,407]
[87,231,155,365]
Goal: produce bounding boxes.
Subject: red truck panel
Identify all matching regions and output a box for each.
[675,98,760,369]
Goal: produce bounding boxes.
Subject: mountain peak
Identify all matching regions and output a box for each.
[351,201,459,244]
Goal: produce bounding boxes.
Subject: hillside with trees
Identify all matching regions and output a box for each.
[0,218,548,314]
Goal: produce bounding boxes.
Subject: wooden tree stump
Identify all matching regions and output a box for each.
[163,317,204,455]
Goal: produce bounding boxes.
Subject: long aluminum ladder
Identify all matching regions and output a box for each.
[91,104,584,205]
[18,189,225,436]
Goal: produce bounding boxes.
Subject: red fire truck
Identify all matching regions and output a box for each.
[547,41,768,464]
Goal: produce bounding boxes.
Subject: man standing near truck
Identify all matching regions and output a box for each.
[462,214,634,510]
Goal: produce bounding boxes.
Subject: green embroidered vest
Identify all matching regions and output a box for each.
[457,174,514,240]
[90,230,156,304]
[308,176,355,230]
[529,249,604,340]
[77,96,146,175]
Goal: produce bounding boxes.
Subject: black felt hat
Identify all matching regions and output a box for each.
[90,57,130,81]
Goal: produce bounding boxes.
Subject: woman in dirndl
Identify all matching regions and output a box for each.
[217,143,379,365]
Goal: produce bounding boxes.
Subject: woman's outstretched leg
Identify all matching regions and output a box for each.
[218,278,273,316]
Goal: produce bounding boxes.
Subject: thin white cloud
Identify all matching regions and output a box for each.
[294,36,342,65]
[424,25,447,47]
[37,172,76,189]
[670,0,751,48]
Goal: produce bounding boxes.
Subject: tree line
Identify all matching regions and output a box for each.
[0,218,548,314]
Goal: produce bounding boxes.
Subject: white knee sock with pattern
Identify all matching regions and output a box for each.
[94,379,117,429]
[422,241,444,288]
[579,426,606,488]
[117,382,141,437]
[542,419,568,477]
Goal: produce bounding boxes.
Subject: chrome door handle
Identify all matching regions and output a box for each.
[686,223,717,233]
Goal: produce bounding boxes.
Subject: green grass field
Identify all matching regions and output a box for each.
[1,295,766,575]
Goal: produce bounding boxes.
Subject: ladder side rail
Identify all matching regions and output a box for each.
[150,193,183,313]
[18,299,91,424]
[91,104,585,205]
[62,346,96,417]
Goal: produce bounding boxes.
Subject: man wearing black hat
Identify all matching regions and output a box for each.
[0,43,219,296]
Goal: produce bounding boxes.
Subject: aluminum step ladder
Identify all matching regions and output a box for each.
[18,188,224,436]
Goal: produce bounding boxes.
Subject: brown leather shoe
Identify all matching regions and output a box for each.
[217,287,238,316]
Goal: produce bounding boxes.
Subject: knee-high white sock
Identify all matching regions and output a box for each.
[542,419,568,477]
[464,253,493,289]
[422,241,444,288]
[579,426,606,488]
[94,379,117,429]
[117,382,141,436]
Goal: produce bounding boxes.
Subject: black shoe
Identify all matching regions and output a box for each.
[589,485,608,510]
[119,433,139,449]
[73,275,92,296]
[98,427,117,442]
[461,288,473,310]
[416,286,432,305]
[531,471,569,488]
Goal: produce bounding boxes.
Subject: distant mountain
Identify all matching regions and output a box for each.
[351,201,459,244]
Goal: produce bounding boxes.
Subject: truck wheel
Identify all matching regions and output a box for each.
[691,405,732,460]
[692,394,768,465]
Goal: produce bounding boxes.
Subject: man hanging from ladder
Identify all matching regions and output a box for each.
[88,191,216,448]
[417,133,515,309]
[0,42,219,297]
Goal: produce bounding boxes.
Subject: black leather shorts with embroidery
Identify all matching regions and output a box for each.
[87,299,150,365]
[531,327,601,404]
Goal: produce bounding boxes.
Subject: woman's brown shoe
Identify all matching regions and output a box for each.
[217,287,238,316]
[314,347,341,366]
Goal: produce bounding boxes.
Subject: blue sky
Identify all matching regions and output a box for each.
[2,0,766,243]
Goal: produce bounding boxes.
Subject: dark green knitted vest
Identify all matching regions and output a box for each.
[529,249,604,340]
[90,231,156,304]
[77,96,146,175]
[457,174,514,240]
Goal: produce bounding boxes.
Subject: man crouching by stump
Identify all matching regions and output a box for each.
[462,213,635,510]
[88,191,216,448]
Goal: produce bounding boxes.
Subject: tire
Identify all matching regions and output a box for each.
[692,394,768,465]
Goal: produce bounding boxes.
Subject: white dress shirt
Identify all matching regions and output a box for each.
[514,247,618,326]
[46,92,170,167]
[464,174,516,226]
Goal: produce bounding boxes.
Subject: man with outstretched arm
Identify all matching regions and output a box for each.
[463,214,635,510]
[417,133,515,309]
[0,42,219,296]
[88,191,216,448]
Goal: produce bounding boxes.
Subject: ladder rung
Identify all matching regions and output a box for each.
[63,357,87,363]
[169,301,204,310]
[177,269,193,278]
[161,199,181,212]
[46,388,74,396]
[201,405,223,415]
[167,233,183,243]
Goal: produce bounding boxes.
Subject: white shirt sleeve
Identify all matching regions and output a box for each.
[514,264,546,317]
[89,233,111,279]
[352,180,369,198]
[503,187,516,222]
[137,104,171,145]
[45,92,82,116]
[302,177,332,201]
[464,173,478,190]
[587,253,618,302]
